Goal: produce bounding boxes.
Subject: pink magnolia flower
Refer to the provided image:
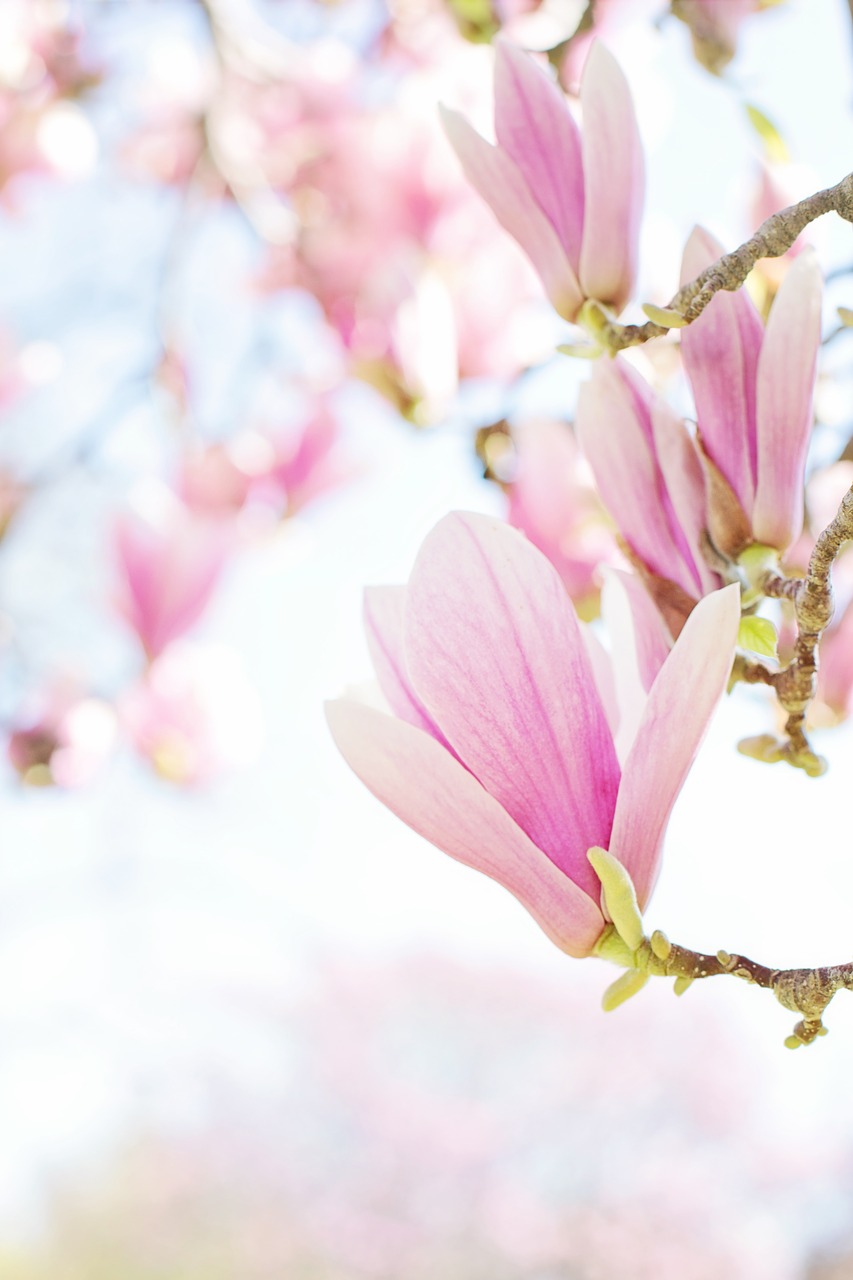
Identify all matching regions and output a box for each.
[576,356,724,636]
[113,490,231,661]
[327,512,739,957]
[680,226,822,556]
[441,40,643,322]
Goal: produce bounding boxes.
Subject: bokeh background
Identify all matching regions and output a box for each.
[2,0,853,1275]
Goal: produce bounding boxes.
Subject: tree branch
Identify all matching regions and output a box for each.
[596,171,853,353]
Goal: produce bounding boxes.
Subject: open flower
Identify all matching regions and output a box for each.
[680,226,822,557]
[441,40,643,322]
[327,512,738,957]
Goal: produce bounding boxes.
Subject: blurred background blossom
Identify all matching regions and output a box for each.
[1,0,853,1275]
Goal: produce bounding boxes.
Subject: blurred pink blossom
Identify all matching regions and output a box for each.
[504,417,616,613]
[672,0,764,74]
[121,642,262,786]
[8,955,818,1278]
[8,684,116,787]
[179,442,255,519]
[113,490,232,660]
[0,3,99,203]
[262,400,350,517]
[328,512,738,955]
[257,68,541,416]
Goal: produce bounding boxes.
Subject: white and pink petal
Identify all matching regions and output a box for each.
[326,699,606,957]
[752,248,822,551]
[402,512,620,901]
[607,583,740,908]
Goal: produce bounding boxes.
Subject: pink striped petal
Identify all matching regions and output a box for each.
[441,107,584,320]
[650,400,719,596]
[578,43,644,314]
[493,41,584,271]
[327,699,606,957]
[364,586,450,748]
[608,583,740,908]
[680,226,764,515]
[576,360,698,598]
[752,249,822,551]
[403,512,619,901]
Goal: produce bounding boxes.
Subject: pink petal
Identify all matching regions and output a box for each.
[493,41,584,272]
[576,360,699,598]
[650,400,719,596]
[680,226,764,515]
[752,248,822,550]
[403,512,619,901]
[440,106,584,321]
[364,586,451,747]
[607,568,672,695]
[581,623,620,742]
[115,509,228,659]
[327,699,605,957]
[608,583,740,908]
[578,42,644,314]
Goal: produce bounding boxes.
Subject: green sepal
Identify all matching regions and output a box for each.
[587,847,644,951]
[642,302,688,329]
[738,615,779,660]
[737,542,779,604]
[838,306,853,328]
[744,103,789,163]
[601,969,649,1012]
[592,924,636,968]
[556,342,603,360]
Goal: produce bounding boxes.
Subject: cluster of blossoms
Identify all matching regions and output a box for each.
[329,27,843,1023]
[6,398,347,789]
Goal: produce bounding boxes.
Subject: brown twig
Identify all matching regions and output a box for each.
[597,171,853,353]
[739,485,853,772]
[624,930,851,1046]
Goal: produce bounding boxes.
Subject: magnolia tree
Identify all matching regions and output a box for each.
[325,0,853,1050]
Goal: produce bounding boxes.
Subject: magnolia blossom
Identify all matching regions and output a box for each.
[113,489,231,660]
[327,512,739,957]
[121,643,263,786]
[8,686,116,787]
[680,226,822,556]
[441,40,643,322]
[577,356,724,637]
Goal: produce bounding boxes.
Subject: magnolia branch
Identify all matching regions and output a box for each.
[731,483,853,773]
[605,927,851,1048]
[590,850,853,1048]
[594,170,853,353]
